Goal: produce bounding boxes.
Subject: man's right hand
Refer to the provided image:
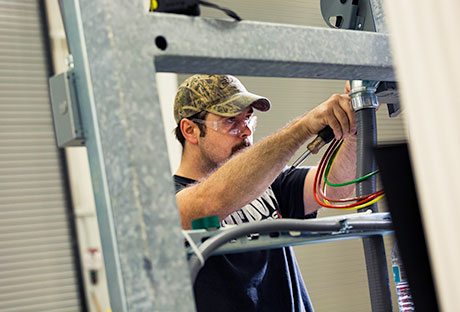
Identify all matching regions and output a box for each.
[302,93,356,140]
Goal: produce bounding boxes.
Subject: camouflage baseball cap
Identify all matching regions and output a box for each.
[174,74,271,123]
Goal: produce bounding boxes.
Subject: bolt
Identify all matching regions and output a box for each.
[65,54,74,70]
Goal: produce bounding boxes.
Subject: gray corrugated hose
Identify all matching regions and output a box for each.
[353,88,393,311]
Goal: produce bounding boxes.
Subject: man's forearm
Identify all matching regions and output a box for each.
[303,135,357,214]
[325,136,357,199]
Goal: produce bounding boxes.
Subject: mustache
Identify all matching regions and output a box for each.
[231,139,251,155]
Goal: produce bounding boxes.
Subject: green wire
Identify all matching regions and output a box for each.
[324,142,379,187]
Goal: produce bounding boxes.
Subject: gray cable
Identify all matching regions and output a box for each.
[189,218,392,283]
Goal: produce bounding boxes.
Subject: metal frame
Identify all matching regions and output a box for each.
[185,213,392,256]
[58,1,394,311]
[152,14,393,80]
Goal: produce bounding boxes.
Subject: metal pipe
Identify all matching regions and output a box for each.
[189,218,393,283]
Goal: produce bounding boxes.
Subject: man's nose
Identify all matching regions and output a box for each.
[239,123,253,138]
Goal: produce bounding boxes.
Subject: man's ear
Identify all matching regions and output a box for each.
[180,119,199,145]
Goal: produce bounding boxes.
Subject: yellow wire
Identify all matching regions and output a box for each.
[323,194,385,210]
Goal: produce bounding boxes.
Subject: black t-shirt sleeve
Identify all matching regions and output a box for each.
[271,166,317,219]
[173,175,197,193]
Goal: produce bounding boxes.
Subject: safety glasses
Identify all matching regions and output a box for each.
[192,115,257,136]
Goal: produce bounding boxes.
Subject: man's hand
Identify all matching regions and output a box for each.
[302,93,356,140]
[344,80,351,94]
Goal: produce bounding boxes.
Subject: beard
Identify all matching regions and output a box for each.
[200,138,253,173]
[231,139,251,156]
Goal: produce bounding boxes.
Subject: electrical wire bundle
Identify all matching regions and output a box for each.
[313,139,384,210]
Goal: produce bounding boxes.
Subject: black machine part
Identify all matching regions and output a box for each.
[150,0,200,16]
[320,0,376,31]
[149,0,241,20]
[376,82,401,118]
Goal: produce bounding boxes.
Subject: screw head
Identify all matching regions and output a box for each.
[59,101,68,115]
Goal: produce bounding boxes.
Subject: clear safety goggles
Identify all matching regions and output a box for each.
[192,115,257,136]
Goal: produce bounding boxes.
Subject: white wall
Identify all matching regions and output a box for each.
[157,73,181,174]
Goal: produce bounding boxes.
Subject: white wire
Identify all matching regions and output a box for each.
[182,230,205,267]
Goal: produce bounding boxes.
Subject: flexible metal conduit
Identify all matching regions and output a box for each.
[356,108,378,207]
[355,100,393,311]
[189,218,393,283]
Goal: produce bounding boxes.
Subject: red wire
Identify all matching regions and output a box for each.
[319,141,383,202]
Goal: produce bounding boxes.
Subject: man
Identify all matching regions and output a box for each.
[173,74,356,311]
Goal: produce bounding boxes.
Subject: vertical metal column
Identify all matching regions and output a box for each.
[351,80,393,312]
[59,1,195,311]
[369,0,388,33]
